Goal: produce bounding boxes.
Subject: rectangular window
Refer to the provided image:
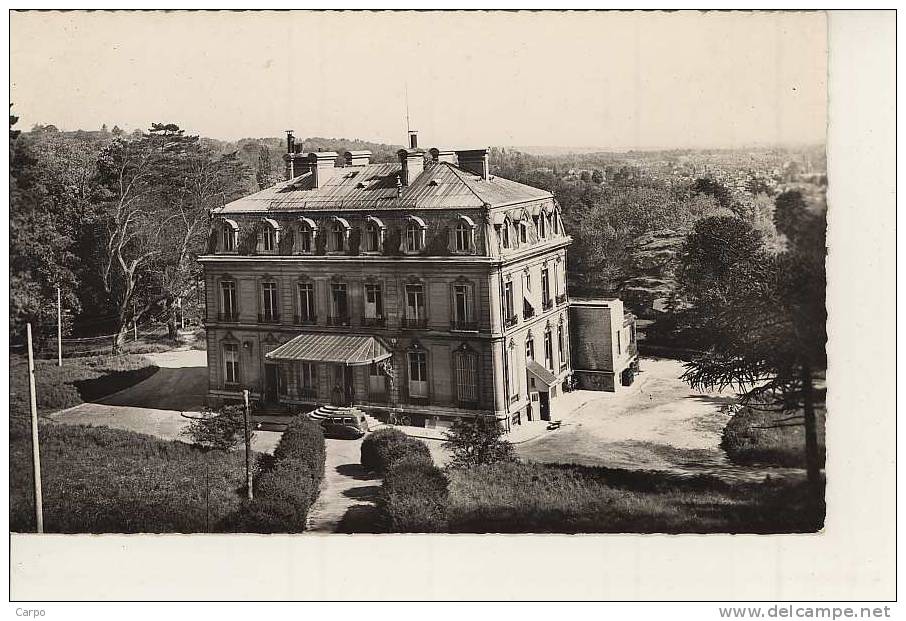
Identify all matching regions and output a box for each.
[408,351,428,398]
[519,221,528,244]
[299,228,312,253]
[541,267,551,308]
[298,362,315,388]
[261,282,278,321]
[504,280,515,323]
[369,362,386,397]
[526,337,534,362]
[455,353,478,404]
[364,283,384,319]
[330,283,349,324]
[223,343,239,385]
[506,348,518,400]
[262,228,276,252]
[222,228,236,252]
[453,284,472,327]
[501,223,510,249]
[297,283,315,322]
[405,284,426,326]
[366,226,381,252]
[220,281,236,319]
[617,330,622,355]
[544,330,554,370]
[455,224,471,252]
[557,324,565,368]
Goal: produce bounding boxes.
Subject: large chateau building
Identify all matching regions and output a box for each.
[200,131,631,430]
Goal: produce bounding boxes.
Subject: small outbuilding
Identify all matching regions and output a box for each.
[569,298,639,391]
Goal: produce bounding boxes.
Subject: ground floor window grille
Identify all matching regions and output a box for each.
[454,351,478,404]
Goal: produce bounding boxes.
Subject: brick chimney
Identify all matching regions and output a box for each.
[397,148,426,186]
[455,148,490,180]
[308,151,339,188]
[408,130,419,149]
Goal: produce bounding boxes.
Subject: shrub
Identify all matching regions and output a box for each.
[442,416,518,469]
[361,428,432,474]
[273,415,326,486]
[216,498,303,534]
[381,456,449,532]
[183,405,252,451]
[255,458,317,519]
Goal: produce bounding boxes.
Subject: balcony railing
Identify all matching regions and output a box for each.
[327,315,351,327]
[258,313,280,324]
[555,293,568,305]
[504,315,519,328]
[362,316,386,327]
[457,399,480,410]
[523,307,535,320]
[542,298,553,311]
[293,314,317,325]
[217,311,238,323]
[402,317,428,329]
[450,319,478,331]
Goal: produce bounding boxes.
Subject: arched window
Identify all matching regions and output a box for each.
[364,216,385,253]
[543,324,554,370]
[329,217,351,253]
[220,218,239,253]
[552,207,561,235]
[453,345,479,407]
[453,215,476,253]
[506,339,519,401]
[525,331,535,362]
[404,216,427,253]
[538,210,547,239]
[257,218,281,254]
[295,217,317,254]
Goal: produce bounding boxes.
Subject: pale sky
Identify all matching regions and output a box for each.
[10,10,827,150]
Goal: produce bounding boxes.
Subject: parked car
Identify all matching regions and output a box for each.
[318,411,369,439]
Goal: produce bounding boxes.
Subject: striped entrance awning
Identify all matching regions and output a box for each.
[265,333,392,366]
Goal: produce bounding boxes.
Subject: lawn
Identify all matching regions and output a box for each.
[10,421,252,533]
[444,461,823,534]
[9,352,159,419]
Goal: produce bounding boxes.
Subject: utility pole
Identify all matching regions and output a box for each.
[56,287,62,367]
[26,323,44,533]
[242,389,253,500]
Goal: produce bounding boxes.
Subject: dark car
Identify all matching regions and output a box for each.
[318,412,369,439]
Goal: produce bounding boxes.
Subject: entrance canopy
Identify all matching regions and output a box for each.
[265,333,392,366]
[526,359,558,388]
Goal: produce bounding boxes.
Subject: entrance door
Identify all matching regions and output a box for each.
[331,364,352,406]
[539,391,551,421]
[264,363,280,403]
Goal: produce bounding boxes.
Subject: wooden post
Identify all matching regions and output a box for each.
[56,287,62,367]
[242,389,253,500]
[26,323,44,533]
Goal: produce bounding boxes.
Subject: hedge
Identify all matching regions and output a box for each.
[273,415,326,487]
[222,414,326,533]
[360,428,432,474]
[380,456,449,533]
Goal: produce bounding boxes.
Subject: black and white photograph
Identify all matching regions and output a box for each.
[6,8,896,606]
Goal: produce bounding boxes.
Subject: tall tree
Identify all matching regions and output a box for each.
[680,204,826,498]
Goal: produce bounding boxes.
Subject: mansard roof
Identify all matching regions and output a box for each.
[216,161,552,215]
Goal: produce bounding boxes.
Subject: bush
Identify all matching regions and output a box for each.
[361,428,432,474]
[381,456,449,533]
[442,416,518,469]
[183,405,252,451]
[255,459,318,512]
[273,415,326,486]
[216,498,303,534]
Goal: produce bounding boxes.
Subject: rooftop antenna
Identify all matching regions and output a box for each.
[404,81,411,135]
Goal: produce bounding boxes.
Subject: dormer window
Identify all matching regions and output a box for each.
[328,217,351,253]
[364,216,385,253]
[219,218,239,253]
[452,215,477,254]
[404,216,427,253]
[295,217,317,254]
[553,208,561,235]
[519,220,528,245]
[256,218,281,254]
[501,218,511,249]
[539,212,547,239]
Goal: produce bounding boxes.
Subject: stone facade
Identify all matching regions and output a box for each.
[569,298,639,392]
[199,143,573,429]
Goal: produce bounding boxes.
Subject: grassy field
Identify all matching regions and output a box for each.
[9,352,159,419]
[445,461,823,534]
[721,403,826,468]
[10,421,252,533]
